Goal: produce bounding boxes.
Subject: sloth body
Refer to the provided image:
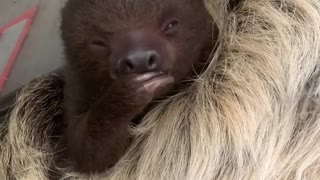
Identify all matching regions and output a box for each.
[2,0,320,179]
[60,0,215,173]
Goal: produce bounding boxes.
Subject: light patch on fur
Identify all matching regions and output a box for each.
[2,0,320,179]
[0,75,64,180]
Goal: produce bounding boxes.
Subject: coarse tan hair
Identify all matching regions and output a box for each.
[1,0,320,179]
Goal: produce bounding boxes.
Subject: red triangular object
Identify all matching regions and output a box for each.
[0,6,38,90]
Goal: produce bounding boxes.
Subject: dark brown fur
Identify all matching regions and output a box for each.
[60,0,216,174]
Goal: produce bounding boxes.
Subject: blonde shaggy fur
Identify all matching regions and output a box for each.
[2,0,320,179]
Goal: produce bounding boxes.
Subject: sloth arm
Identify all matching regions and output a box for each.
[65,91,145,173]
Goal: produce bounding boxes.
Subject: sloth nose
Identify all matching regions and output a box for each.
[118,50,160,74]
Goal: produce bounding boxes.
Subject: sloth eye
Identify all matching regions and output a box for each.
[89,38,110,56]
[161,18,179,34]
[90,39,107,48]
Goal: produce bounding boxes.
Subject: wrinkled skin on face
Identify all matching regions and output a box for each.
[59,0,216,174]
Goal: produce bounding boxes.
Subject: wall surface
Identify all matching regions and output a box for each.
[0,0,66,96]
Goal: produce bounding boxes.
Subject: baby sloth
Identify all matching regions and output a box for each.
[60,0,216,174]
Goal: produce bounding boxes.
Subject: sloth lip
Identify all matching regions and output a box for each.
[158,70,171,76]
[109,70,172,80]
[148,71,170,79]
[141,72,175,92]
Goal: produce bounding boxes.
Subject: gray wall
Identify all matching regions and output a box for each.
[0,0,67,96]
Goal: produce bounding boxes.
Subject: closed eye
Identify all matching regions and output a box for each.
[91,39,107,47]
[89,38,110,56]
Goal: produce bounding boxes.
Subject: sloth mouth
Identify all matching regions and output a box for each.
[109,64,172,81]
[159,70,170,76]
[137,71,175,94]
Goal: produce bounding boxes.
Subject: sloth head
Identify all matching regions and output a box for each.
[61,0,215,95]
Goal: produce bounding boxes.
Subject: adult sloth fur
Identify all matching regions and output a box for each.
[1,0,320,179]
